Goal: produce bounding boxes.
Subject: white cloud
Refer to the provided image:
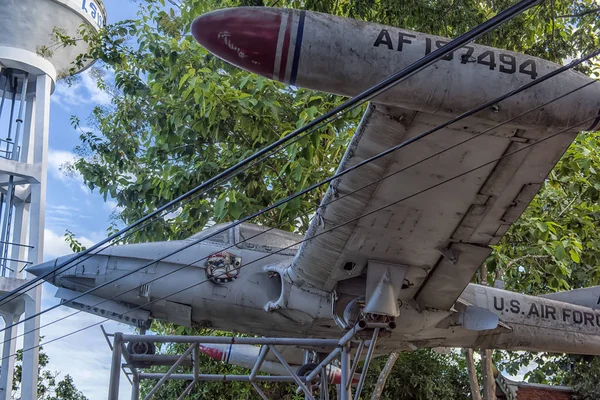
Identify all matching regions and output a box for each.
[47,204,80,216]
[46,148,95,198]
[104,199,117,209]
[47,148,79,182]
[77,126,98,134]
[43,228,95,260]
[51,70,113,112]
[104,199,120,212]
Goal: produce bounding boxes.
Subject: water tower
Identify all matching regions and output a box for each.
[0,1,106,398]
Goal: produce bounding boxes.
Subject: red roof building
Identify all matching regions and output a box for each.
[496,375,573,400]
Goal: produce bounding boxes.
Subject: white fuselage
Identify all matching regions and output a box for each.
[32,231,600,356]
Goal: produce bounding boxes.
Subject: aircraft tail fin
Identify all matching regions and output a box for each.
[539,286,600,309]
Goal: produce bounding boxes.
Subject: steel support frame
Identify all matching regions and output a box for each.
[106,321,393,400]
[0,70,47,400]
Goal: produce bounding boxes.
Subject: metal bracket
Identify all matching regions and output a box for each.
[364,260,408,316]
[436,246,461,265]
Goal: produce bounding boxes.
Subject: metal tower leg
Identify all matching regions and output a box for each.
[21,291,41,398]
[1,179,16,275]
[10,201,30,275]
[21,73,51,400]
[0,314,19,400]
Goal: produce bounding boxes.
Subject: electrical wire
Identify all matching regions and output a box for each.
[4,75,597,348]
[3,42,599,336]
[0,0,541,306]
[4,111,596,362]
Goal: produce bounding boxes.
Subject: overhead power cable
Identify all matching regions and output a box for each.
[8,77,596,346]
[0,0,541,306]
[3,42,598,337]
[5,76,597,348]
[5,109,597,362]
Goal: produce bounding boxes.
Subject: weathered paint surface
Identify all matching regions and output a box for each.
[31,224,600,356]
[192,7,600,128]
[26,9,600,362]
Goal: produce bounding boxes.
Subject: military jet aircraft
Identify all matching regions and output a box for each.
[29,7,600,365]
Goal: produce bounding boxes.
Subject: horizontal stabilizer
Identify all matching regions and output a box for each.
[540,287,600,309]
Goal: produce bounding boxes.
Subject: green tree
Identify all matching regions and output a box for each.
[12,346,87,400]
[488,131,600,396]
[57,0,600,398]
[363,349,471,400]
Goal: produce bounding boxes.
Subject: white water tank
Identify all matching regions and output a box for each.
[0,0,107,88]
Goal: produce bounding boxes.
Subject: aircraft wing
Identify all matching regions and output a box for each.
[288,104,579,311]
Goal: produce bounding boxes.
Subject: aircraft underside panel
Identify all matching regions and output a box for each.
[289,103,578,310]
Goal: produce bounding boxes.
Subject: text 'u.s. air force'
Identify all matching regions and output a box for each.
[493,296,600,327]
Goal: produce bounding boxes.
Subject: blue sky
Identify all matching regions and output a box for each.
[23,1,141,399]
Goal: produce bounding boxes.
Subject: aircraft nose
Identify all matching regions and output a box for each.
[26,258,58,284]
[191,8,282,78]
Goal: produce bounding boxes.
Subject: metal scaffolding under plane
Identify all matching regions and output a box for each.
[104,320,395,400]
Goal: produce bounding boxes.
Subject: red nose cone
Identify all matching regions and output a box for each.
[198,345,224,361]
[191,8,282,78]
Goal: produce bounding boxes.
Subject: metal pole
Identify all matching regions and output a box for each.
[305,348,342,384]
[321,365,330,400]
[144,344,195,400]
[122,334,341,346]
[108,332,123,400]
[340,345,352,400]
[122,367,133,385]
[6,77,16,141]
[120,343,139,381]
[249,345,269,380]
[1,72,30,277]
[305,350,311,400]
[0,257,31,264]
[0,79,17,277]
[139,373,297,382]
[354,329,380,399]
[250,382,270,400]
[0,240,33,248]
[175,344,199,400]
[347,340,365,390]
[176,380,197,400]
[193,343,199,382]
[0,176,14,276]
[268,345,315,400]
[12,73,29,161]
[131,375,140,400]
[20,74,49,400]
[0,72,9,122]
[101,324,114,351]
[0,314,18,400]
[304,323,368,384]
